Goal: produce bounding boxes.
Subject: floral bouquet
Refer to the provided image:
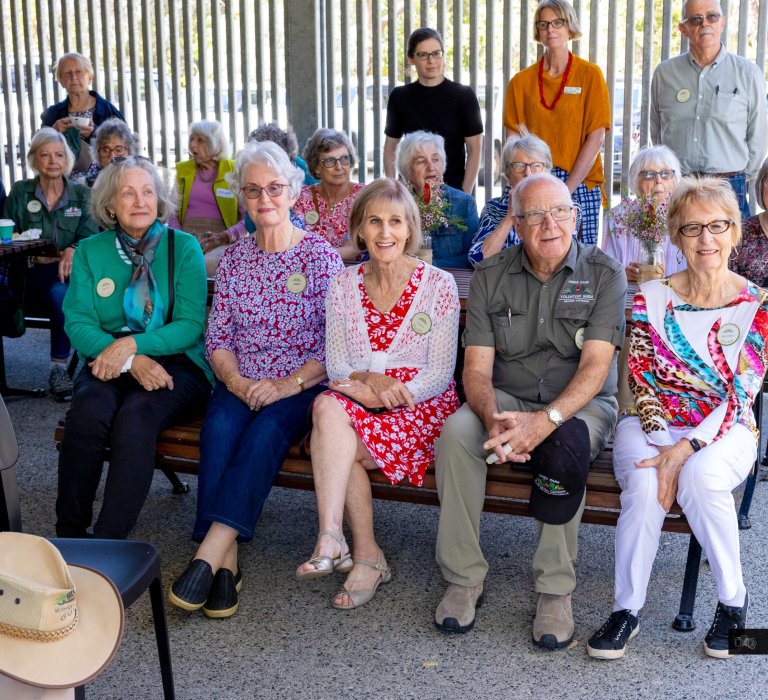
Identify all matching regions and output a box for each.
[406,179,467,236]
[612,195,668,253]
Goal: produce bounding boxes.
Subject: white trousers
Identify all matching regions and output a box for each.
[612,417,755,612]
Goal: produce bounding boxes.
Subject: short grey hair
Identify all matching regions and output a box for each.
[56,52,93,82]
[226,141,304,205]
[501,127,553,180]
[682,0,723,19]
[248,122,299,162]
[512,172,573,216]
[534,0,583,42]
[754,157,768,210]
[90,156,175,229]
[302,128,357,178]
[628,145,682,197]
[188,120,231,160]
[89,118,140,162]
[27,127,75,176]
[396,131,447,184]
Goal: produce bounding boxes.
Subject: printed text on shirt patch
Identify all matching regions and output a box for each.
[559,280,594,303]
[64,206,82,217]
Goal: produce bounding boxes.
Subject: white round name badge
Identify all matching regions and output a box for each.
[96,278,116,298]
[286,272,307,294]
[574,327,585,350]
[676,88,691,103]
[304,211,320,226]
[411,312,432,335]
[716,323,739,346]
[27,200,42,213]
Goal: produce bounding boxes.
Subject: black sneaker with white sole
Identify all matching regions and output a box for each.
[587,610,639,659]
[704,592,748,659]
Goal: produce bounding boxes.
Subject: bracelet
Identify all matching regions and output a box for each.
[294,374,305,392]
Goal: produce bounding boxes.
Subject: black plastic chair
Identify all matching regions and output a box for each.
[0,396,175,699]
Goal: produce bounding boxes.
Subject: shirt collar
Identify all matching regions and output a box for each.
[509,238,578,278]
[688,43,726,69]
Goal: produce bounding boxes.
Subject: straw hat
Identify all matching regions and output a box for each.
[0,533,124,689]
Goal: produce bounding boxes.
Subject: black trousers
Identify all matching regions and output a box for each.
[56,354,210,539]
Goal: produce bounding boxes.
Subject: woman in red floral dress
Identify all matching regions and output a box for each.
[296,179,460,609]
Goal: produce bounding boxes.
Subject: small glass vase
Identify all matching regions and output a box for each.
[414,234,432,265]
[637,242,664,285]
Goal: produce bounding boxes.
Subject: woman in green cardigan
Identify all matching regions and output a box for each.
[56,156,212,539]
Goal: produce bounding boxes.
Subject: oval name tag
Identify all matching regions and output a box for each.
[676,88,691,103]
[27,200,42,213]
[411,312,432,335]
[716,323,739,346]
[304,211,320,226]
[574,327,585,350]
[286,272,307,294]
[96,277,116,298]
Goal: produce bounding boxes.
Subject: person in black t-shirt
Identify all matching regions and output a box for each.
[384,28,483,194]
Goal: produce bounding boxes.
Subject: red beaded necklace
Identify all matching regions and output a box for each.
[537,51,573,110]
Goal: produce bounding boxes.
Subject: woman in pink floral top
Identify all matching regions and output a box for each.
[293,128,365,262]
[295,179,460,610]
[169,141,343,619]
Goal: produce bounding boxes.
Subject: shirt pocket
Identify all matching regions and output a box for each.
[490,306,527,360]
[711,92,748,124]
[553,303,591,357]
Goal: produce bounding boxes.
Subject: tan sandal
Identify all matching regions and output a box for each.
[295,529,353,581]
[331,550,392,610]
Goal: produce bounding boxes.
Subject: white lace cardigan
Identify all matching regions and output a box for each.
[325,263,460,405]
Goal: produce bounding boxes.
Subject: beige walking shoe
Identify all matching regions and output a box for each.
[435,583,484,634]
[533,592,574,649]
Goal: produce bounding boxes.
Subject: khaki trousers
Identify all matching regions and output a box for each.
[435,389,617,594]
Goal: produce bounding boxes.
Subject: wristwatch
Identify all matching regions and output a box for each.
[294,374,305,392]
[543,405,564,428]
[687,437,703,453]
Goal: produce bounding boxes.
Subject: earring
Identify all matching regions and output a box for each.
[109,211,116,220]
[676,248,683,265]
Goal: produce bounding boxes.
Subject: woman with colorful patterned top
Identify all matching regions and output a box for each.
[588,178,768,661]
[169,142,343,619]
[292,128,365,262]
[296,179,460,610]
[730,158,768,287]
[468,128,553,266]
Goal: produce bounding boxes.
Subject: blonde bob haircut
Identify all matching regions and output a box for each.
[534,0,583,42]
[667,177,742,250]
[27,127,76,176]
[348,178,422,255]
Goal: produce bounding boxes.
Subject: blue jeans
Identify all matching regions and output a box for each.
[26,261,70,360]
[193,381,323,542]
[725,172,750,220]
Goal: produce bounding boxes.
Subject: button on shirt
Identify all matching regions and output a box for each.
[463,240,626,404]
[650,46,767,177]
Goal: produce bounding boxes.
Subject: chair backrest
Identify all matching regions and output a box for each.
[0,395,22,531]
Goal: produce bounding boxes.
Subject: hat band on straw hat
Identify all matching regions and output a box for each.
[0,613,78,643]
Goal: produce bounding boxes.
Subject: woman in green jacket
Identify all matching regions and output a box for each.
[56,156,212,539]
[3,127,98,399]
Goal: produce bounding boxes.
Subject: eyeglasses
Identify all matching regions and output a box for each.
[98,144,129,157]
[510,161,547,174]
[516,205,573,225]
[413,50,444,61]
[320,154,352,168]
[678,220,733,237]
[535,18,567,31]
[241,182,288,199]
[683,12,722,26]
[639,170,676,181]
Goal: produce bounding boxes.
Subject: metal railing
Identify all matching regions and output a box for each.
[1,1,766,203]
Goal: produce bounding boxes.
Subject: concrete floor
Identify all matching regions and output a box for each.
[4,328,767,700]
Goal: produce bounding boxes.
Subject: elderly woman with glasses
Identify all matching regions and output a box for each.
[730,158,768,287]
[292,128,365,262]
[601,146,687,309]
[588,177,768,661]
[169,120,244,275]
[169,141,343,619]
[77,118,140,187]
[504,0,610,244]
[42,52,125,182]
[56,156,212,539]
[3,128,98,399]
[468,128,557,266]
[396,130,478,269]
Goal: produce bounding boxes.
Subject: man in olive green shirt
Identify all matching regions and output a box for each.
[434,173,626,648]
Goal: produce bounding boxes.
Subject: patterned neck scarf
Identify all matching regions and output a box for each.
[116,220,166,332]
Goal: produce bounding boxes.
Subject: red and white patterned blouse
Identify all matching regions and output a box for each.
[293,183,365,248]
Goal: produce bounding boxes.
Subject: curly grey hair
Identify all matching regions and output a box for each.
[627,145,682,197]
[27,127,75,176]
[302,128,357,178]
[90,156,175,229]
[501,127,553,180]
[395,131,446,185]
[226,141,304,206]
[89,118,140,163]
[247,123,299,162]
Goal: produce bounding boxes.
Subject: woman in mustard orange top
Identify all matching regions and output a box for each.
[503,0,610,245]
